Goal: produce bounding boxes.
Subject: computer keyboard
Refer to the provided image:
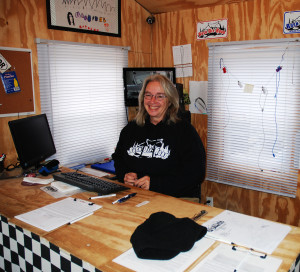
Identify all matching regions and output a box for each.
[52,172,129,195]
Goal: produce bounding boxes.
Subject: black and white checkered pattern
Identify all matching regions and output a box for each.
[290,253,300,272]
[0,215,102,272]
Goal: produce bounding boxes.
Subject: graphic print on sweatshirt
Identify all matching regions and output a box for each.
[127,139,170,159]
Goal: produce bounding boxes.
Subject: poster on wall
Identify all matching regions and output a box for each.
[283,10,300,34]
[46,0,121,37]
[197,19,228,40]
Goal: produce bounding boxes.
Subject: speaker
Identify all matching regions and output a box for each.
[175,83,184,110]
[175,83,191,123]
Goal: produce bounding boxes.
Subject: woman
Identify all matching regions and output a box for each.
[112,74,206,198]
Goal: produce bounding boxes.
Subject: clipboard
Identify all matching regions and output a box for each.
[15,197,102,232]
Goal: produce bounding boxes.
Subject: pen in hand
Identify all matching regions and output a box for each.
[112,193,137,204]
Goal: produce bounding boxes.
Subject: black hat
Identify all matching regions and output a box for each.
[130,211,207,260]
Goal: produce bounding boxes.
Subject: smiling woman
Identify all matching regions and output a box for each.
[143,81,169,125]
[112,74,206,199]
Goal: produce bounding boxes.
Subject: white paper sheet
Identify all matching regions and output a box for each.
[172,44,192,66]
[190,243,282,272]
[175,65,193,78]
[80,167,107,177]
[173,44,193,78]
[113,237,214,272]
[15,197,102,232]
[189,81,208,114]
[203,210,291,254]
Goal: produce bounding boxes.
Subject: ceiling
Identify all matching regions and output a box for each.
[135,0,248,14]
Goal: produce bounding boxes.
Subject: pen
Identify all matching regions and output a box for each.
[89,194,116,199]
[191,210,207,221]
[112,193,137,204]
[68,212,93,225]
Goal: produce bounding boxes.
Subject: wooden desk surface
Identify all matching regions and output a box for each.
[0,175,299,272]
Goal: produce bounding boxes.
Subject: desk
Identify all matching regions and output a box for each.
[0,175,300,272]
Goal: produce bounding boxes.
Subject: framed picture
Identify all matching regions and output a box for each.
[46,0,121,37]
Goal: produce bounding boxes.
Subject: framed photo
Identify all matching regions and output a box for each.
[46,0,121,37]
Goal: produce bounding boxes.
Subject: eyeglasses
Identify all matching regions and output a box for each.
[144,93,167,101]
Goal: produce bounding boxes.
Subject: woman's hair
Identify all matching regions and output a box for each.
[135,74,179,126]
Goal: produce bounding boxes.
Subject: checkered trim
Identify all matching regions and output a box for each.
[289,253,300,272]
[0,215,102,272]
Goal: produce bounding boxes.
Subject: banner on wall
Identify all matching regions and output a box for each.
[197,19,228,40]
[283,10,300,34]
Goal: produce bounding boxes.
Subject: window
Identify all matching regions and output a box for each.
[36,39,128,166]
[207,39,300,198]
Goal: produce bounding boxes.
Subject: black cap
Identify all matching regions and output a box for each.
[130,211,207,260]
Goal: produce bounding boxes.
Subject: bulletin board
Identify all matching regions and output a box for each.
[0,47,35,117]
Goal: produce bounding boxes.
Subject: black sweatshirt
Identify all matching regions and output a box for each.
[112,118,206,197]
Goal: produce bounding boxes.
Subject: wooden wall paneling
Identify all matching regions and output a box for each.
[152,0,300,227]
[136,0,254,14]
[0,0,21,47]
[0,0,152,166]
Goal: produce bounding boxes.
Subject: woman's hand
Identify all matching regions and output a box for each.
[124,172,138,186]
[135,176,150,190]
[124,173,150,190]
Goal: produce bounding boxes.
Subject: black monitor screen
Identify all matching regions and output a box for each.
[8,114,56,170]
[123,67,176,107]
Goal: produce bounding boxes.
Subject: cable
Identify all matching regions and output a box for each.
[272,67,281,157]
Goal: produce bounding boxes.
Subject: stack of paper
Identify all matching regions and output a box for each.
[202,210,291,254]
[15,197,102,232]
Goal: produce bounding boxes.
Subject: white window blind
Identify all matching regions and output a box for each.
[36,40,128,166]
[207,39,300,198]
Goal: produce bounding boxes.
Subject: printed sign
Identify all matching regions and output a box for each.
[0,53,11,73]
[283,10,300,34]
[197,19,228,40]
[1,71,21,94]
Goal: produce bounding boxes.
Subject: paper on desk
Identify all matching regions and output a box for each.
[15,197,102,232]
[203,210,291,254]
[113,237,214,272]
[80,167,107,177]
[23,177,54,184]
[190,243,282,272]
[51,181,80,192]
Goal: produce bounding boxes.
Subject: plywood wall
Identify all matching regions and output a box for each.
[151,0,300,226]
[0,0,151,166]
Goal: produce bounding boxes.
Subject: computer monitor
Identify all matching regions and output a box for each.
[123,67,176,107]
[8,114,56,170]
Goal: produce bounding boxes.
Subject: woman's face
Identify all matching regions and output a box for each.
[144,81,169,125]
